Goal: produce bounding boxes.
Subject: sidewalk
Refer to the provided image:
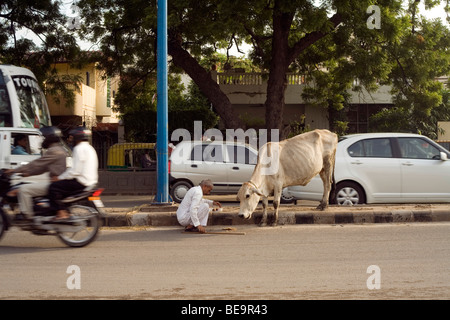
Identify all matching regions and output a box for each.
[100,195,450,227]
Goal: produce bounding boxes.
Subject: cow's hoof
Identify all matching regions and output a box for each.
[316,204,328,211]
[259,222,267,227]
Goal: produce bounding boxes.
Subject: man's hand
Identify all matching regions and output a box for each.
[213,201,221,208]
[197,225,206,233]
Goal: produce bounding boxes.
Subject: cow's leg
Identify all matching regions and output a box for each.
[317,155,334,210]
[260,196,269,226]
[272,186,282,226]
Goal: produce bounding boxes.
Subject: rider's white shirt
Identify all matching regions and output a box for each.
[58,141,98,188]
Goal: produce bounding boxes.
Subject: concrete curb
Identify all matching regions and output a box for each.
[100,206,450,227]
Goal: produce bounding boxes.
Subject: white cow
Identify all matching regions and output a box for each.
[237,129,338,225]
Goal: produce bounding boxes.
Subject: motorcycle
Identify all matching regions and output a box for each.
[0,170,103,247]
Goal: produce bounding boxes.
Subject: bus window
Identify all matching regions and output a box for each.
[0,69,12,127]
[11,75,51,128]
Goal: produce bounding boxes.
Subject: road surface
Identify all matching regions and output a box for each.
[0,222,449,299]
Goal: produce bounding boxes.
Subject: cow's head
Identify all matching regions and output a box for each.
[237,182,264,219]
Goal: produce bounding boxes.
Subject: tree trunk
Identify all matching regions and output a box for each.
[168,38,243,130]
[264,10,342,139]
[264,6,293,139]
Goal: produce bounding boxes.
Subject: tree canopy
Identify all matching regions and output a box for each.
[0,0,84,106]
[2,0,449,139]
[75,0,449,137]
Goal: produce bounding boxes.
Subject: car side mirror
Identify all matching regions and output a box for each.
[440,152,448,161]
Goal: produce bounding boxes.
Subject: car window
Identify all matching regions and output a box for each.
[347,138,393,158]
[226,145,258,165]
[398,138,440,160]
[190,144,224,162]
[10,132,42,155]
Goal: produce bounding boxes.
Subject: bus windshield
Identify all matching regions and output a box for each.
[11,75,51,128]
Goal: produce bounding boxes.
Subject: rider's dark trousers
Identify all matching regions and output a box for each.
[48,179,85,212]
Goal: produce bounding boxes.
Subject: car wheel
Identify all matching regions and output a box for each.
[335,181,366,206]
[170,181,193,203]
[280,187,295,204]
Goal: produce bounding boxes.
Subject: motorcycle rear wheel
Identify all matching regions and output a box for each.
[56,205,101,247]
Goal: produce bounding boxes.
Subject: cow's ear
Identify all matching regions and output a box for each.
[250,187,264,197]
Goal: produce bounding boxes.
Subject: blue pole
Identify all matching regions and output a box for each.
[154,0,170,203]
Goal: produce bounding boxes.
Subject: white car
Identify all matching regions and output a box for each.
[287,133,450,205]
[169,140,294,203]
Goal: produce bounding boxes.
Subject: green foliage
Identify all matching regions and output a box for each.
[75,0,449,135]
[122,106,219,142]
[115,72,219,141]
[370,89,450,139]
[238,113,265,129]
[0,0,83,108]
[296,1,450,136]
[286,115,310,138]
[367,10,450,138]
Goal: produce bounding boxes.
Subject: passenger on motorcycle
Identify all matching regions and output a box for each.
[48,127,98,221]
[4,127,68,221]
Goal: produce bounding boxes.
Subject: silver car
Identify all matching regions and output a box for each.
[169,140,294,203]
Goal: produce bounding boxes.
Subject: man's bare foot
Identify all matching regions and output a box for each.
[54,210,70,220]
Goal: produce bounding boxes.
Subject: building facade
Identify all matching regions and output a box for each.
[212,69,396,133]
[45,61,120,131]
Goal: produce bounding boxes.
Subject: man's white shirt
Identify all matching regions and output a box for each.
[176,186,213,227]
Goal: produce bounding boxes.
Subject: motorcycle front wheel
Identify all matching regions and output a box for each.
[57,205,101,247]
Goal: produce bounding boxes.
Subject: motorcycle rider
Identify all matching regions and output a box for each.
[5,127,68,221]
[48,127,98,221]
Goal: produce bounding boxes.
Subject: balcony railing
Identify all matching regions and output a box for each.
[216,72,307,85]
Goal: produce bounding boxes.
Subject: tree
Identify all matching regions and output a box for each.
[114,72,218,141]
[346,2,450,138]
[77,0,449,136]
[0,0,83,107]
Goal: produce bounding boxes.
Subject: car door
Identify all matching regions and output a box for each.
[188,143,229,193]
[344,137,402,202]
[397,137,450,201]
[225,144,257,192]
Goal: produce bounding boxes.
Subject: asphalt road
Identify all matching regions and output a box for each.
[0,222,449,300]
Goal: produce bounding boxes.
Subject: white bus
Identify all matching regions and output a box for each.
[0,65,52,170]
[0,64,51,128]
